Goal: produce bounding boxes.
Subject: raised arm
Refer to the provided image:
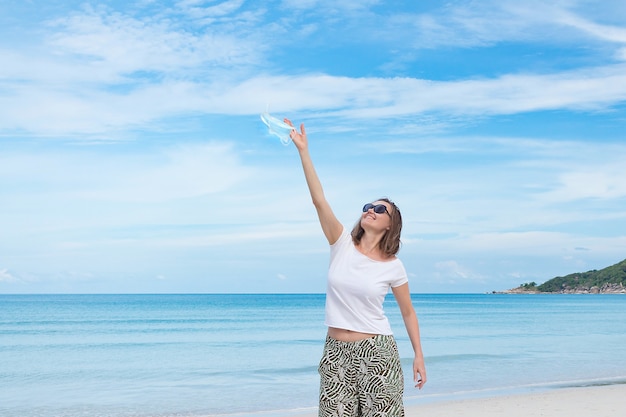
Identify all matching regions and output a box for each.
[286,119,343,245]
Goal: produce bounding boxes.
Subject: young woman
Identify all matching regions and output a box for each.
[285,119,427,417]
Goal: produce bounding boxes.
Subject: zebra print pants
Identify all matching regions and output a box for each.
[318,334,404,417]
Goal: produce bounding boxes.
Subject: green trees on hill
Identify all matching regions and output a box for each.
[537,258,626,292]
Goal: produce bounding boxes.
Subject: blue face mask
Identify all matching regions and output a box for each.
[260,112,294,146]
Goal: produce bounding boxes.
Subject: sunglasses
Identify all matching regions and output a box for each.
[362,203,390,216]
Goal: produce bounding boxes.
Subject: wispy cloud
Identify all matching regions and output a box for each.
[2,2,626,138]
[556,9,626,44]
[0,269,18,283]
[379,1,626,49]
[4,66,626,137]
[0,142,253,204]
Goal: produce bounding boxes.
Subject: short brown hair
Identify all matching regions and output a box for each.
[351,197,402,257]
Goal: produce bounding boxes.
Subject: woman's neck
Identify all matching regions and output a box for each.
[357,234,387,261]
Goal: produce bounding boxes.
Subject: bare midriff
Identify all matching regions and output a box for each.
[327,327,377,342]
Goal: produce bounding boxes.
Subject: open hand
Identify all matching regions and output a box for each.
[284,118,307,151]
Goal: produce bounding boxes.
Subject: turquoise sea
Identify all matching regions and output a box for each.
[1,293,625,417]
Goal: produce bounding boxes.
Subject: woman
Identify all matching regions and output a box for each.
[286,119,426,417]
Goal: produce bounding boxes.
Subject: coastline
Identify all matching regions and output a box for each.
[494,282,626,294]
[283,383,626,417]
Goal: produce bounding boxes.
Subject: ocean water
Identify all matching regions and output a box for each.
[1,293,625,417]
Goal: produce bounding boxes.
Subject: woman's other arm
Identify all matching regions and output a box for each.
[392,283,427,389]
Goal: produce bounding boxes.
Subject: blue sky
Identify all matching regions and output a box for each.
[1,0,625,294]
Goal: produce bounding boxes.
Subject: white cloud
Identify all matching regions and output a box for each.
[7,64,626,138]
[280,0,379,13]
[84,222,322,249]
[556,10,626,43]
[434,260,484,283]
[177,0,247,20]
[0,269,18,283]
[421,232,626,261]
[391,0,626,48]
[0,4,267,136]
[0,142,253,203]
[47,7,261,75]
[541,166,626,202]
[87,143,253,202]
[0,141,259,253]
[1,2,626,138]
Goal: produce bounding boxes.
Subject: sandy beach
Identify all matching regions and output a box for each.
[292,384,625,417]
[403,384,625,417]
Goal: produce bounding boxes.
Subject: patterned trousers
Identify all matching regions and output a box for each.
[318,334,404,417]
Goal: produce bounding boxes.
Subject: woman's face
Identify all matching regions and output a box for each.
[360,200,392,231]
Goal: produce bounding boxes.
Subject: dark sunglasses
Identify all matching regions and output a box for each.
[362,203,390,216]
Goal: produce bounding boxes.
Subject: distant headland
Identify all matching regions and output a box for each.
[495,258,626,294]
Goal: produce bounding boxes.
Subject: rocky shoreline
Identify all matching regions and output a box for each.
[495,282,626,294]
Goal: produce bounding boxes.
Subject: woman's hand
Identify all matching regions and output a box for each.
[413,356,427,389]
[284,118,307,152]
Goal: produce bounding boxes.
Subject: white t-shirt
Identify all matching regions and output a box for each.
[324,227,408,335]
